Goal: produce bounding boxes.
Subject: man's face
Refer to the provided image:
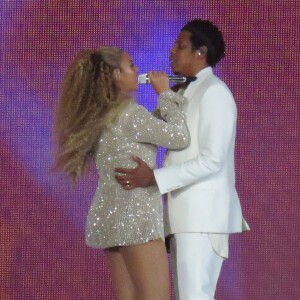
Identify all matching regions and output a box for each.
[170,31,201,76]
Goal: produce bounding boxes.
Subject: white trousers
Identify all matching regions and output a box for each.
[170,233,224,300]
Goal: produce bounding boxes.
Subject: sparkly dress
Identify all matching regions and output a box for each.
[86,91,188,249]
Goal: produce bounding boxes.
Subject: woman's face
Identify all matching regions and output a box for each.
[115,52,138,93]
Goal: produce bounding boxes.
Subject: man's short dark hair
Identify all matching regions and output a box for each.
[182,19,225,67]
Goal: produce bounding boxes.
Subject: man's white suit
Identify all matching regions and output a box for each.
[154,67,249,235]
[154,67,249,299]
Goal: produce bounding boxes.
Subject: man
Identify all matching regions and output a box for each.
[115,19,249,300]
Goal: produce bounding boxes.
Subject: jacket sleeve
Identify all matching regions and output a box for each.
[154,85,237,194]
[121,91,190,150]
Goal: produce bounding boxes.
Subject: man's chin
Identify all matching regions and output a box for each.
[171,65,179,75]
[172,69,191,77]
[171,69,182,76]
[171,66,186,76]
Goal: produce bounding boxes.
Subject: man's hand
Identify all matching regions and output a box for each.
[115,156,156,190]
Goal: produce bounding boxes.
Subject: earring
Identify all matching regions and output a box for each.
[197,52,202,56]
[114,69,121,79]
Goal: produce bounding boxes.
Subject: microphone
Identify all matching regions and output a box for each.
[138,73,197,84]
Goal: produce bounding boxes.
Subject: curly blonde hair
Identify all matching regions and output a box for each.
[53,47,130,185]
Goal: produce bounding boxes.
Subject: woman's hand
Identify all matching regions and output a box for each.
[148,71,171,95]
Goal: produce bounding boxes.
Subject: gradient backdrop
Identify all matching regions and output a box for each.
[1,1,299,299]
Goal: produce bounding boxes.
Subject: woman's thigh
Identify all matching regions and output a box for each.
[120,239,170,300]
[105,248,136,300]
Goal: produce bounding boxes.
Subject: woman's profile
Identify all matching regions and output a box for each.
[52,46,189,299]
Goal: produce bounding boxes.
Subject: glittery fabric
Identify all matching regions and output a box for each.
[86,91,189,249]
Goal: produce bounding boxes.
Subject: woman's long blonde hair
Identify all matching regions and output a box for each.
[53,47,127,185]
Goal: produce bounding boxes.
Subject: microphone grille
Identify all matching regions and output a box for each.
[138,74,149,84]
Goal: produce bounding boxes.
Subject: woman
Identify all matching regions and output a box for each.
[53,47,189,299]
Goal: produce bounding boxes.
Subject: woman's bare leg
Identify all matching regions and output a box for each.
[105,248,137,300]
[120,239,170,300]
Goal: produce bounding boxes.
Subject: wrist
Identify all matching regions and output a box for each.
[150,170,157,186]
[159,88,172,94]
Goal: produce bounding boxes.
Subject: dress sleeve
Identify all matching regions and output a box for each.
[121,91,189,150]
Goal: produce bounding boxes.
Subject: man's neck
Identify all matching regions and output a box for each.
[192,63,209,76]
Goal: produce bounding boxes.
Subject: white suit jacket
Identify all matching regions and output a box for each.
[154,67,249,235]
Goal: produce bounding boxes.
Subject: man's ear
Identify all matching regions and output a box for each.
[197,45,208,57]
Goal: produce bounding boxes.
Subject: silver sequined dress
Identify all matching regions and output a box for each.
[86,91,188,249]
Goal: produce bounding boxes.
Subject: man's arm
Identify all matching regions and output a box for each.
[154,84,237,194]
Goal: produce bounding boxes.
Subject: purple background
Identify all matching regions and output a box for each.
[1,1,299,299]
